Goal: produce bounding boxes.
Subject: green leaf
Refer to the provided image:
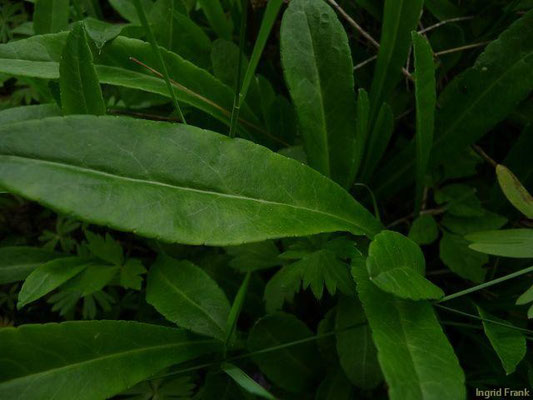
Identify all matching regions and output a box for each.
[359,102,394,181]
[83,17,125,50]
[496,164,533,218]
[226,241,280,272]
[33,0,70,34]
[0,321,217,400]
[412,31,436,214]
[335,296,382,389]
[109,0,153,23]
[280,0,357,187]
[59,22,105,115]
[224,271,251,349]
[353,88,370,179]
[85,231,124,265]
[517,284,533,305]
[197,0,233,41]
[369,0,423,119]
[0,116,381,246]
[0,34,264,138]
[120,259,147,290]
[0,104,61,125]
[149,0,211,67]
[367,230,443,300]
[440,232,488,283]
[466,229,533,258]
[477,306,526,375]
[435,184,484,217]
[238,0,283,108]
[315,370,353,400]
[221,363,275,400]
[17,257,90,309]
[247,313,320,393]
[352,266,466,400]
[375,10,533,198]
[441,211,507,236]
[61,264,119,296]
[408,215,439,245]
[0,246,61,285]
[371,267,444,300]
[146,256,230,340]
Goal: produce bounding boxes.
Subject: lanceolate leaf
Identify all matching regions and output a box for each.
[466,229,533,258]
[0,247,61,285]
[0,116,381,246]
[146,256,230,340]
[496,164,533,218]
[353,88,370,180]
[17,257,90,309]
[197,0,233,41]
[412,31,436,214]
[281,0,358,187]
[369,0,423,120]
[221,363,275,400]
[33,0,70,34]
[353,266,466,400]
[0,34,263,140]
[0,321,218,400]
[59,22,106,115]
[477,306,526,375]
[375,10,533,199]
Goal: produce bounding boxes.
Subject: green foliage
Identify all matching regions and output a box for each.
[0,0,531,398]
[281,0,358,187]
[59,22,106,115]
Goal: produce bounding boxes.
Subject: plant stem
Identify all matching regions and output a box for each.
[418,16,475,34]
[435,304,533,335]
[229,0,249,138]
[434,41,491,56]
[437,265,533,303]
[132,0,186,123]
[472,144,498,167]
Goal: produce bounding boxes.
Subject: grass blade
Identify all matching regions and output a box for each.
[222,362,276,399]
[133,0,186,123]
[412,31,436,214]
[224,271,252,352]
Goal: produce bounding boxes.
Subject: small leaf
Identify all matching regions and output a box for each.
[61,264,119,296]
[439,232,487,283]
[477,306,526,375]
[59,22,106,116]
[517,284,533,305]
[17,257,90,309]
[224,272,251,349]
[197,0,233,40]
[109,0,153,23]
[85,231,124,265]
[247,313,320,393]
[33,0,70,34]
[221,363,275,400]
[0,321,217,400]
[466,229,533,258]
[412,31,436,214]
[496,164,533,218]
[83,17,125,50]
[146,256,230,340]
[408,215,439,245]
[0,246,61,285]
[367,230,443,300]
[370,267,444,300]
[120,259,146,290]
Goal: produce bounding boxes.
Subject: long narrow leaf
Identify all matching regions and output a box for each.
[0,116,382,246]
[412,31,436,214]
[281,0,358,187]
[59,22,105,115]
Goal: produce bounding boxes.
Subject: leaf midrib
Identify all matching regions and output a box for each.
[0,155,365,234]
